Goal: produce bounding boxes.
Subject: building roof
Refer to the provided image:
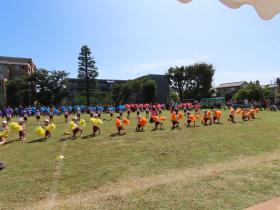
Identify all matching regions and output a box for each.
[262,84,277,88]
[0,56,34,65]
[216,81,247,89]
[68,78,127,82]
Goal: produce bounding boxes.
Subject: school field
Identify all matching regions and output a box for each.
[1,111,280,210]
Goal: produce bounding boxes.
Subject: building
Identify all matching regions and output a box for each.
[0,56,35,106]
[66,74,170,104]
[216,81,247,98]
[66,78,127,104]
[136,74,170,103]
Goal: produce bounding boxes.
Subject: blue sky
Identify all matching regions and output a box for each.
[1,0,280,85]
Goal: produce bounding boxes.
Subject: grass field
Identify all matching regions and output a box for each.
[1,111,280,210]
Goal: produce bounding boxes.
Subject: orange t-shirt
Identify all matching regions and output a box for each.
[171,114,177,121]
[115,119,122,127]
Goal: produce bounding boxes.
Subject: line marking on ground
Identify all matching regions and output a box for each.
[45,140,67,210]
[23,149,280,210]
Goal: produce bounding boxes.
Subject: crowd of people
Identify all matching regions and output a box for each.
[0,102,261,146]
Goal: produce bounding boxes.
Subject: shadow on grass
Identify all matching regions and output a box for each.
[110,133,126,137]
[59,136,78,142]
[171,127,182,130]
[81,134,99,140]
[4,139,21,145]
[151,128,165,132]
[28,138,46,144]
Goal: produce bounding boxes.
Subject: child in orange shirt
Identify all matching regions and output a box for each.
[185,111,196,128]
[241,109,249,121]
[136,115,144,132]
[228,107,236,123]
[202,110,212,126]
[213,110,222,124]
[171,111,179,129]
[116,115,126,135]
[152,116,163,131]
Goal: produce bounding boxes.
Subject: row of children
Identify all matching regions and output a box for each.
[0,107,260,144]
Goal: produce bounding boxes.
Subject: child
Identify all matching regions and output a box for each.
[185,111,196,128]
[145,107,150,119]
[64,110,69,123]
[6,110,12,123]
[136,107,141,118]
[136,116,146,132]
[115,115,126,135]
[158,104,162,116]
[18,118,26,142]
[249,108,256,119]
[71,117,83,138]
[89,109,94,118]
[171,111,179,129]
[202,110,212,126]
[151,116,163,131]
[92,114,101,136]
[49,107,54,123]
[43,119,52,139]
[23,110,28,123]
[127,108,131,120]
[77,108,81,121]
[109,108,114,121]
[213,110,222,124]
[0,121,9,145]
[241,109,249,121]
[119,108,123,119]
[35,109,41,124]
[228,107,236,123]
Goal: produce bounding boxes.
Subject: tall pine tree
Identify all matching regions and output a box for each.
[78,45,98,105]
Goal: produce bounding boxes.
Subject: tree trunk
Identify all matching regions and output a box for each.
[179,90,184,103]
[86,79,90,106]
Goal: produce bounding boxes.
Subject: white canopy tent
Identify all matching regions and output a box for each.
[178,0,280,20]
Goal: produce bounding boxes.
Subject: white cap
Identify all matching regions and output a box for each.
[2,121,7,124]
[18,118,24,123]
[44,119,50,122]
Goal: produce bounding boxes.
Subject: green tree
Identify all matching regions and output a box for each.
[6,78,30,106]
[263,86,274,100]
[165,66,188,102]
[30,68,69,105]
[185,63,215,99]
[32,69,52,105]
[165,63,215,101]
[233,82,263,101]
[112,83,122,105]
[47,70,69,105]
[78,45,99,106]
[277,78,280,93]
[114,78,157,104]
[169,90,180,102]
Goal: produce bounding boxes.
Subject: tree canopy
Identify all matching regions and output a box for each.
[6,68,69,106]
[78,45,99,106]
[233,81,264,101]
[112,78,157,104]
[165,63,215,102]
